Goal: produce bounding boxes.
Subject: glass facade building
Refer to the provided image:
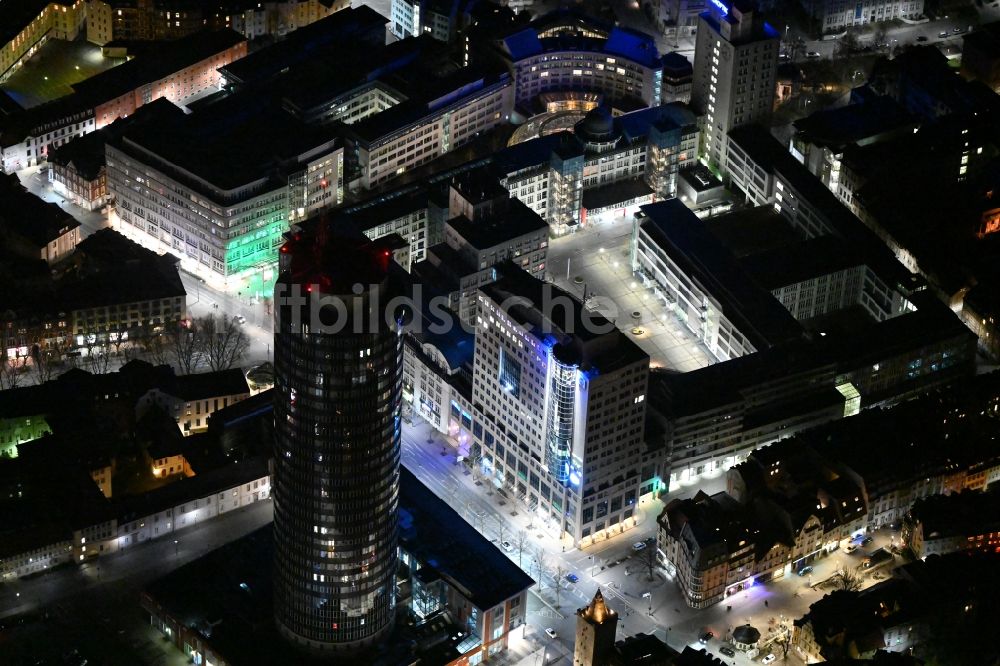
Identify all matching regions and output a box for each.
[272,229,405,653]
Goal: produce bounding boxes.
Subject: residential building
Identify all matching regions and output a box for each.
[86,0,348,45]
[472,266,655,547]
[136,368,251,435]
[788,96,918,196]
[0,229,186,361]
[902,488,1000,558]
[49,99,184,211]
[0,0,86,83]
[0,30,247,173]
[691,0,779,175]
[659,451,868,610]
[0,174,80,264]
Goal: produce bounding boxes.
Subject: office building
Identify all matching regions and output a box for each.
[271,227,407,652]
[472,266,655,547]
[414,170,549,324]
[802,0,924,34]
[139,467,534,665]
[496,104,699,234]
[691,0,779,175]
[106,93,344,292]
[495,11,673,110]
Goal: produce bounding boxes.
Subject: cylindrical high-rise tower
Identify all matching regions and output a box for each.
[272,226,405,654]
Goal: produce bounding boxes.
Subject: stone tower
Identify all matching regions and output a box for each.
[574,589,619,665]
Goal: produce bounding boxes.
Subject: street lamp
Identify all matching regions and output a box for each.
[173,539,179,559]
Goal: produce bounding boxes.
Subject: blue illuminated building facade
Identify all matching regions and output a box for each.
[470,266,656,547]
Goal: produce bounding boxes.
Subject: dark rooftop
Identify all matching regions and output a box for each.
[398,466,534,610]
[170,369,250,401]
[792,96,918,150]
[0,174,80,249]
[740,236,863,290]
[446,198,548,250]
[637,199,804,350]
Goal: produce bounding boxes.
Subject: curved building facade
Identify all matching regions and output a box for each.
[272,228,405,653]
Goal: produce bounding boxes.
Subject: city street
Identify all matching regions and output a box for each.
[17,165,109,238]
[0,501,274,665]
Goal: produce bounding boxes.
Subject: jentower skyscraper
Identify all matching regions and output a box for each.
[272,225,407,654]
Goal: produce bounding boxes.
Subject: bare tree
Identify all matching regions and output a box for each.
[830,568,864,592]
[168,323,200,374]
[145,329,170,366]
[553,562,566,607]
[87,346,111,374]
[497,519,507,548]
[0,352,26,390]
[198,315,250,372]
[872,23,889,51]
[515,529,529,569]
[534,548,548,591]
[835,29,861,58]
[788,36,806,62]
[642,539,659,581]
[31,346,60,385]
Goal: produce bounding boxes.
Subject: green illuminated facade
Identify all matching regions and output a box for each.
[107,127,345,297]
[0,415,51,458]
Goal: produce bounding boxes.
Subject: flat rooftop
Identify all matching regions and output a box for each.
[637,199,805,351]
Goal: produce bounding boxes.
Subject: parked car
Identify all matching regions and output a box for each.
[699,631,714,643]
[720,645,736,657]
[806,51,821,58]
[916,35,928,41]
[938,31,949,38]
[632,541,648,552]
[844,544,858,554]
[798,566,813,576]
[862,536,874,546]
[501,541,513,552]
[762,654,777,664]
[953,26,963,33]
[545,628,558,639]
[565,573,579,583]
[235,315,247,324]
